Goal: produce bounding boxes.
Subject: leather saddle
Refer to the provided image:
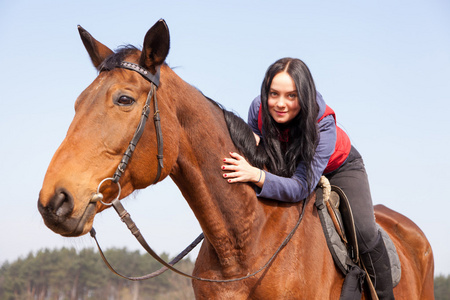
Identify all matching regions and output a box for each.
[315,179,359,273]
[315,177,401,295]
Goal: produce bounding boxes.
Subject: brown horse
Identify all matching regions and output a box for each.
[38,20,434,299]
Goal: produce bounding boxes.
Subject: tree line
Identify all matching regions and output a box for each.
[0,247,194,300]
[1,247,449,300]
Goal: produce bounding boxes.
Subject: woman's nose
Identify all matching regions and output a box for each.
[276,97,286,108]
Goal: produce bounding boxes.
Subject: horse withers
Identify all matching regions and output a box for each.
[38,19,434,299]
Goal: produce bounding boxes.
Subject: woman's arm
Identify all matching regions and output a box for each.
[222,114,337,202]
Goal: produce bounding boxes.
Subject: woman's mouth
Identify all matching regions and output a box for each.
[275,110,287,116]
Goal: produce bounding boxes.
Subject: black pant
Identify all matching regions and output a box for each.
[325,146,378,251]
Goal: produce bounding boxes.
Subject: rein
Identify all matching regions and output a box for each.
[88,61,309,282]
[91,193,308,282]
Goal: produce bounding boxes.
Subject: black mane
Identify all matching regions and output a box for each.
[204,96,268,170]
[223,109,269,169]
[98,45,140,72]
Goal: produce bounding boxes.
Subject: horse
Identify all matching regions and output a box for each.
[38,19,434,299]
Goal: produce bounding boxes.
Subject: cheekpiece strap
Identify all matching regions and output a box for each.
[116,61,160,87]
[109,61,163,185]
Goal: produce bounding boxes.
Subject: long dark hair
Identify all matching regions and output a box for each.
[260,58,319,190]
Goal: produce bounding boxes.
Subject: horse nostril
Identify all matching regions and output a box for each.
[49,188,74,218]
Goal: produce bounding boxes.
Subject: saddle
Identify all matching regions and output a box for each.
[315,177,401,299]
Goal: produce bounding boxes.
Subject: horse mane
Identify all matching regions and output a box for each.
[203,95,268,170]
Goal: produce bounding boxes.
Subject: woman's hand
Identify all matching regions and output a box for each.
[222,152,265,187]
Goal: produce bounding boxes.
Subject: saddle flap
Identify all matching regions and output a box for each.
[326,191,347,243]
[315,186,353,275]
[331,185,359,264]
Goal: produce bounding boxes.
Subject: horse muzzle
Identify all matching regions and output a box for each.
[37,187,96,237]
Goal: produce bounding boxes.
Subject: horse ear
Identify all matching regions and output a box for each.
[78,25,114,68]
[139,19,170,73]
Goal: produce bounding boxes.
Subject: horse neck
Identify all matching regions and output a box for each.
[160,67,263,271]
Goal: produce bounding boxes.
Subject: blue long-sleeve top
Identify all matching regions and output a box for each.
[247,92,337,202]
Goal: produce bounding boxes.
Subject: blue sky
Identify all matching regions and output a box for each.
[1,0,449,276]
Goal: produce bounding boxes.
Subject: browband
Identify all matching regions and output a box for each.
[116,61,160,87]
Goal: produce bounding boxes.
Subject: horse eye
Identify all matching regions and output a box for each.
[116,95,135,106]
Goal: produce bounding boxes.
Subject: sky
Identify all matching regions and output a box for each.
[1,0,449,277]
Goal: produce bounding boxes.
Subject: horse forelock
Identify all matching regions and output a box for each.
[97,45,140,72]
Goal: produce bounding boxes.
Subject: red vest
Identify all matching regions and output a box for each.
[258,105,351,174]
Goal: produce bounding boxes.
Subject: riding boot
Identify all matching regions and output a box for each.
[360,231,395,300]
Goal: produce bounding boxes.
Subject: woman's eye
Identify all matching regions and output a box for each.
[269,92,278,97]
[288,94,297,99]
[116,95,135,106]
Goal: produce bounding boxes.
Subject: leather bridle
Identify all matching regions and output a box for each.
[89,61,164,208]
[112,61,164,185]
[87,61,308,282]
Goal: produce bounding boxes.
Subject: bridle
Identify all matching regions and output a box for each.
[88,61,164,208]
[112,61,164,186]
[89,62,164,209]
[87,61,308,282]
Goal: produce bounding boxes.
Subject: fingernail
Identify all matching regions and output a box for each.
[224,174,227,177]
[222,166,225,170]
[228,179,232,183]
[223,159,226,162]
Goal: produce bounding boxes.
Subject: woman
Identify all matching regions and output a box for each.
[222,57,395,299]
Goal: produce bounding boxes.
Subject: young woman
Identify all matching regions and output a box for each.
[221,57,395,299]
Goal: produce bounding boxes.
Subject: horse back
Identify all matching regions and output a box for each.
[374,204,434,299]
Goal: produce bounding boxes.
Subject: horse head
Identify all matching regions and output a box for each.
[38,20,178,237]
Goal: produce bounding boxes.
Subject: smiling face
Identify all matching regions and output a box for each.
[267,71,300,124]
